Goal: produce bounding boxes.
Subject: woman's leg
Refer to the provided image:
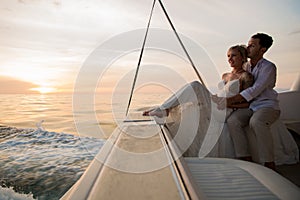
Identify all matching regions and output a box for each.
[144,81,210,117]
[161,81,209,109]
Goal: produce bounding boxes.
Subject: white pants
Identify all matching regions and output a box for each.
[227,108,280,163]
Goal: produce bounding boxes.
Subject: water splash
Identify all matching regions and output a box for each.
[35,120,45,131]
[0,186,34,200]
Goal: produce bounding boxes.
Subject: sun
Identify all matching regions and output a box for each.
[30,87,57,94]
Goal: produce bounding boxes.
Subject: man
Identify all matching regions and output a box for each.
[225,33,280,170]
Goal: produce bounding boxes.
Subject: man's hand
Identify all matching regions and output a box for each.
[226,94,248,108]
[212,94,248,110]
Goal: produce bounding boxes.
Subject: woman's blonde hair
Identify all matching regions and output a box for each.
[229,45,248,63]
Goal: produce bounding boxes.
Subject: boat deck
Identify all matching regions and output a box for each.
[185,157,300,200]
[61,119,200,199]
[61,118,300,200]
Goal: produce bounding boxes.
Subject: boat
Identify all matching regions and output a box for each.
[61,77,300,199]
[61,1,300,199]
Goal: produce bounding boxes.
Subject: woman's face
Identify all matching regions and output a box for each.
[227,49,244,69]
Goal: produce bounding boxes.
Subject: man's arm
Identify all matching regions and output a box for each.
[225,62,275,109]
[215,94,248,110]
[226,94,247,108]
[240,62,276,102]
[226,72,253,107]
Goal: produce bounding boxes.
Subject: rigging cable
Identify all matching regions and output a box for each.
[157,0,206,88]
[125,0,157,116]
[126,0,206,116]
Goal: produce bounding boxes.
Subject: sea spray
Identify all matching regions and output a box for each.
[0,186,35,200]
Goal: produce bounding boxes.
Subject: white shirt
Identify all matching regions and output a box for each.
[240,58,280,111]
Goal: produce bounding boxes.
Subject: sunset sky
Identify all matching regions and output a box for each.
[0,0,299,94]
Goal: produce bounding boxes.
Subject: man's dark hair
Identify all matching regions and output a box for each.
[251,33,273,50]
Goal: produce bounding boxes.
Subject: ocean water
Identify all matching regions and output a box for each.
[0,126,104,199]
[0,93,167,199]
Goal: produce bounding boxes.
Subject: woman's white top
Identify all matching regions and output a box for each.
[217,79,240,98]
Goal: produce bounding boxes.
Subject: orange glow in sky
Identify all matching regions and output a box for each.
[0,0,299,94]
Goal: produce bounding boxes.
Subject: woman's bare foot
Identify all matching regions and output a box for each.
[142,109,155,116]
[142,108,169,118]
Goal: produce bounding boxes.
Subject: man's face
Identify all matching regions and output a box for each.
[247,38,262,59]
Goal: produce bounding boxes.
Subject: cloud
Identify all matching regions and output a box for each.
[0,0,299,93]
[0,76,39,94]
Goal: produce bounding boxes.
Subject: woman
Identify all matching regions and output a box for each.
[143,45,253,119]
[142,45,253,157]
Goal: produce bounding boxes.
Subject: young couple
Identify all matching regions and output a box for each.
[143,33,280,170]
